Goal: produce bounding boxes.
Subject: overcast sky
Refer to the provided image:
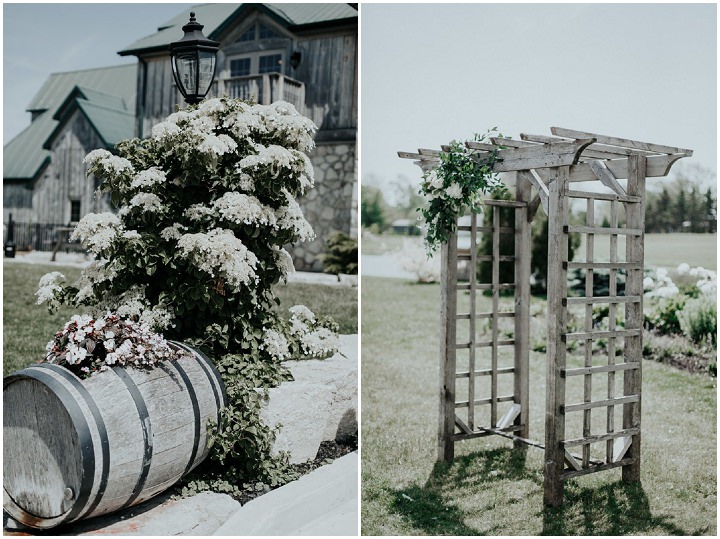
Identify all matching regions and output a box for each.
[3,2,194,142]
[361,3,717,200]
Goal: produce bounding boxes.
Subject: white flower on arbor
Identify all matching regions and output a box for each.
[445,182,464,199]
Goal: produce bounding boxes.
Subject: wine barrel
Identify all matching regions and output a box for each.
[3,341,226,530]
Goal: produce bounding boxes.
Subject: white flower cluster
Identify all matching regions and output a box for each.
[70,212,123,255]
[252,101,317,152]
[160,223,187,241]
[644,264,718,298]
[177,228,259,291]
[36,272,66,306]
[238,144,312,186]
[84,149,133,175]
[129,192,164,213]
[152,98,316,155]
[211,192,277,227]
[44,313,185,378]
[272,245,295,280]
[287,304,339,358]
[277,190,315,241]
[73,260,117,303]
[131,167,167,189]
[85,286,175,331]
[643,267,680,298]
[260,328,290,361]
[677,263,717,296]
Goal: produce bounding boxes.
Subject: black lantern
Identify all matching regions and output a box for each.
[170,12,220,105]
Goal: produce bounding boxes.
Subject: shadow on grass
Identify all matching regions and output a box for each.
[388,447,536,536]
[542,480,692,536]
[387,447,692,536]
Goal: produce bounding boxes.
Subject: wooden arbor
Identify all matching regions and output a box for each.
[398,127,692,506]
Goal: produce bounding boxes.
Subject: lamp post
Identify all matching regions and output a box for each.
[170,12,220,105]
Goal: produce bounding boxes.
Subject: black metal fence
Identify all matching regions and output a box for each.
[3,222,82,252]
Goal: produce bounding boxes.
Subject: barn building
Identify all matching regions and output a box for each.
[3,3,358,271]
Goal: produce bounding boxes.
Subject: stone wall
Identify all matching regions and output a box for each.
[289,141,357,272]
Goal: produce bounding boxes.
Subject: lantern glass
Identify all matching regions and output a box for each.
[174,52,199,95]
[198,51,217,96]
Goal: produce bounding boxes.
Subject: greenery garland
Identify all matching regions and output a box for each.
[418,130,508,254]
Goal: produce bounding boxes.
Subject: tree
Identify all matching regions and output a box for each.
[361,185,387,230]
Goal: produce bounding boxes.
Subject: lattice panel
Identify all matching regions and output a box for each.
[439,199,530,459]
[544,157,646,504]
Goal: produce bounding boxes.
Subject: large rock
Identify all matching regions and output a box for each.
[260,334,357,463]
[213,452,358,536]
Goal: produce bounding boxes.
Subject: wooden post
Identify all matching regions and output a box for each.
[439,232,458,462]
[543,167,569,507]
[623,154,646,482]
[515,173,532,440]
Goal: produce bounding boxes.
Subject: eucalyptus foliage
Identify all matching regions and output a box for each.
[418,130,507,254]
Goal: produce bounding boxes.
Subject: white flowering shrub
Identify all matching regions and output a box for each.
[644,264,717,344]
[37,98,339,488]
[418,130,507,254]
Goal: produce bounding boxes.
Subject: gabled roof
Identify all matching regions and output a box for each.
[118,3,358,56]
[4,64,136,181]
[44,86,135,150]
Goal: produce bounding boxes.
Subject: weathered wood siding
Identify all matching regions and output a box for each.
[136,55,181,138]
[38,110,111,224]
[294,31,357,135]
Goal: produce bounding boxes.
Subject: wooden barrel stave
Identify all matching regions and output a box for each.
[3,343,225,529]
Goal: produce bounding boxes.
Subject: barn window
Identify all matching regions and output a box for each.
[258,23,280,40]
[228,51,284,77]
[238,25,255,42]
[230,58,251,77]
[237,22,281,42]
[70,200,81,223]
[258,54,282,73]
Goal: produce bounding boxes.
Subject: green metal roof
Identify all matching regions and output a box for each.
[76,100,135,147]
[4,64,136,181]
[118,3,358,56]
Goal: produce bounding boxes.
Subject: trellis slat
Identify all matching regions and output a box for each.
[561,458,635,480]
[567,190,641,203]
[456,367,515,378]
[564,296,640,305]
[562,363,640,377]
[562,395,639,414]
[563,329,641,341]
[561,427,640,447]
[566,225,642,236]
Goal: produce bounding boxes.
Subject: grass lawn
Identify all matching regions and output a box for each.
[3,262,357,376]
[361,276,717,535]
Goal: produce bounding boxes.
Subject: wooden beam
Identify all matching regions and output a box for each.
[551,127,693,156]
[588,160,627,196]
[567,153,686,181]
[518,170,548,214]
[521,133,657,159]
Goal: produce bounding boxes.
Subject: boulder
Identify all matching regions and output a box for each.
[260,334,357,463]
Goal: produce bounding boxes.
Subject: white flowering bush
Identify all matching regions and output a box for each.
[644,264,717,345]
[44,313,188,379]
[418,130,507,254]
[36,98,339,488]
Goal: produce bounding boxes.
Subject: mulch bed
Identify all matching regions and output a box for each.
[234,435,358,506]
